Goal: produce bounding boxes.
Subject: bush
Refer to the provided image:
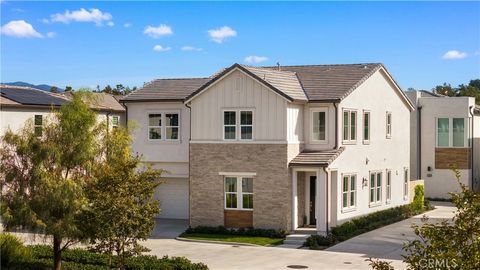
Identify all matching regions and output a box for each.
[305,234,337,248]
[184,226,287,238]
[410,185,425,213]
[0,233,31,269]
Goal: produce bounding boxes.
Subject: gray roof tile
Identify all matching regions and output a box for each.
[289,147,345,167]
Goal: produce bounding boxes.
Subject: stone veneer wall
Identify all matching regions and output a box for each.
[189,143,291,230]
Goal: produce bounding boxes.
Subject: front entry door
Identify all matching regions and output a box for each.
[309,176,316,225]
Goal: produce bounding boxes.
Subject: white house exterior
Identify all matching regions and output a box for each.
[122,63,414,234]
[406,90,480,199]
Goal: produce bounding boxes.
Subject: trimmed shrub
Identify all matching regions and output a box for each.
[184,226,287,238]
[411,185,425,213]
[0,233,31,269]
[304,234,337,248]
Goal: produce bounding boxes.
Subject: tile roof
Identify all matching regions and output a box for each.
[121,78,210,102]
[289,147,345,167]
[61,92,125,112]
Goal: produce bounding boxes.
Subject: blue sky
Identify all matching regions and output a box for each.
[1,1,479,90]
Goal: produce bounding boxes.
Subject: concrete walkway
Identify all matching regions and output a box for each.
[325,202,455,260]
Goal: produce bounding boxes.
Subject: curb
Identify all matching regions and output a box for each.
[175,237,262,247]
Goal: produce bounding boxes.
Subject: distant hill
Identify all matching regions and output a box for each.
[2,82,64,92]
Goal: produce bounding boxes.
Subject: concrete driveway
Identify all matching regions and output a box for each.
[150,218,188,239]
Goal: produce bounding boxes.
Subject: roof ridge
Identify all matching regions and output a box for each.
[0,84,49,93]
[262,63,383,68]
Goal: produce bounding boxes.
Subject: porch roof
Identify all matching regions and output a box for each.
[289,147,344,167]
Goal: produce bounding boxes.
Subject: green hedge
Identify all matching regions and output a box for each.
[1,241,208,270]
[306,186,430,248]
[184,226,287,238]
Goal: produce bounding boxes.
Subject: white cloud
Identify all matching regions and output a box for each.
[181,46,203,51]
[244,55,268,64]
[50,8,113,26]
[208,26,236,43]
[144,24,173,38]
[123,23,132,28]
[41,18,50,24]
[153,45,171,52]
[1,20,43,38]
[12,8,24,12]
[107,21,114,27]
[46,31,56,38]
[442,50,467,60]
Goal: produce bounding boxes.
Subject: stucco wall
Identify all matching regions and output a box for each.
[189,143,291,230]
[0,107,54,136]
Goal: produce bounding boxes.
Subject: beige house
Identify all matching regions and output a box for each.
[122,63,414,234]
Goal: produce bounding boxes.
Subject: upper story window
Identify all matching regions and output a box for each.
[386,112,392,139]
[363,111,370,143]
[224,176,253,210]
[437,118,466,147]
[342,174,356,210]
[112,116,119,129]
[312,109,327,143]
[148,112,180,141]
[369,171,382,206]
[343,109,357,143]
[386,170,392,203]
[34,115,43,137]
[223,110,253,141]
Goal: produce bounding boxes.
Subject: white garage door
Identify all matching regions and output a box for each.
[154,178,189,219]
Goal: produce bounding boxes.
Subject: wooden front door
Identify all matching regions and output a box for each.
[309,176,316,225]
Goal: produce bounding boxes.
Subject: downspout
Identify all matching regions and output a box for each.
[418,106,422,179]
[121,102,128,130]
[469,105,474,190]
[333,103,339,149]
[185,102,192,226]
[322,167,329,234]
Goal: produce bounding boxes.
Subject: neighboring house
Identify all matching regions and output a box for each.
[406,90,480,199]
[122,62,414,234]
[0,85,125,137]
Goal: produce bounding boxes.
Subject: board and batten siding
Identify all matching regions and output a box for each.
[190,70,288,141]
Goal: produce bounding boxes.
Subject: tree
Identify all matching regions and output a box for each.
[64,86,73,92]
[82,126,162,269]
[50,86,59,93]
[369,169,480,270]
[0,92,99,270]
[433,83,456,96]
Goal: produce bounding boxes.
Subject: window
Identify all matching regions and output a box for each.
[386,170,392,203]
[223,110,254,141]
[437,118,466,147]
[404,168,409,200]
[363,111,370,143]
[369,171,382,205]
[240,111,253,140]
[312,109,327,142]
[343,109,357,142]
[148,112,180,141]
[111,116,119,129]
[34,115,43,137]
[224,176,253,210]
[342,174,356,210]
[165,113,179,140]
[386,112,392,138]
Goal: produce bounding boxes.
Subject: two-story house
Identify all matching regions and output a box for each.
[121,63,414,234]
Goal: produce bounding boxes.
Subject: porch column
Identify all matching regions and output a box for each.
[291,169,298,230]
[316,169,327,234]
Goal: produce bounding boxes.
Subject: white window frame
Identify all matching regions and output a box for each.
[222,109,254,141]
[404,168,409,201]
[341,173,357,212]
[369,171,382,207]
[34,114,43,137]
[224,176,253,211]
[111,116,119,129]
[386,170,392,204]
[342,109,357,144]
[386,112,392,139]
[363,110,370,144]
[435,117,467,148]
[147,111,180,142]
[311,108,328,144]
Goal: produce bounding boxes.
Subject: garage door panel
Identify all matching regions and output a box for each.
[154,178,189,219]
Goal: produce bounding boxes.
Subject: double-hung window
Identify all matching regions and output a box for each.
[343,109,357,143]
[148,112,180,141]
[224,176,253,210]
[363,111,370,143]
[342,174,356,210]
[386,170,392,203]
[111,116,119,129]
[386,112,392,138]
[312,109,327,142]
[34,115,43,137]
[223,110,253,141]
[437,118,466,147]
[369,171,382,205]
[404,168,409,200]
